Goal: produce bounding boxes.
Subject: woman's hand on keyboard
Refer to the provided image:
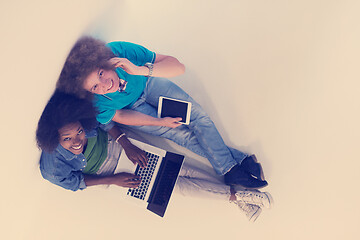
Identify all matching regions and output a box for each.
[112,173,142,188]
[122,141,148,168]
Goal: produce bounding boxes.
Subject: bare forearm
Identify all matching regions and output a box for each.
[152,55,185,78]
[112,109,182,128]
[112,109,162,126]
[107,125,123,139]
[83,174,113,187]
[107,125,135,148]
[84,173,141,188]
[110,54,185,78]
[137,55,185,78]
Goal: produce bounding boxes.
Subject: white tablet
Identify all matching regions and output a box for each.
[157,96,192,125]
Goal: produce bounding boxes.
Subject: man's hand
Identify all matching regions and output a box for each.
[109,57,146,75]
[161,117,182,128]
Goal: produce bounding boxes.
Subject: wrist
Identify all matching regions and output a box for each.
[117,136,133,148]
[144,62,154,77]
[135,66,149,77]
[154,117,165,126]
[138,66,149,76]
[104,175,117,185]
[115,133,126,143]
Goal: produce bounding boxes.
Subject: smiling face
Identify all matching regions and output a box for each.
[83,68,120,95]
[58,122,88,155]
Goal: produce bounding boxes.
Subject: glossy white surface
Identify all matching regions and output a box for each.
[1,1,359,239]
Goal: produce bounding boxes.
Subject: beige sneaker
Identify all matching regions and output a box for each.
[236,201,262,222]
[235,191,273,209]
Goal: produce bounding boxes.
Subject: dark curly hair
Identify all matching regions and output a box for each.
[36,90,98,152]
[56,36,115,100]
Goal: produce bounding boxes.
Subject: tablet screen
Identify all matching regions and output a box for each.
[158,97,191,124]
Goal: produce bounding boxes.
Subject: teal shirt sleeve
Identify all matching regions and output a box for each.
[96,108,116,125]
[106,41,156,65]
[93,95,119,124]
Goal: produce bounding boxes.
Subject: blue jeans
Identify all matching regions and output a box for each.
[128,77,247,175]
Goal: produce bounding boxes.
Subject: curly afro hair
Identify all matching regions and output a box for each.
[36,90,98,152]
[56,36,115,100]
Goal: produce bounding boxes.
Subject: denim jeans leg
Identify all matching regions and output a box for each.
[129,77,247,175]
[175,165,231,201]
[128,102,211,159]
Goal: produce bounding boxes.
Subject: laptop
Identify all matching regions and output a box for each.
[113,138,184,217]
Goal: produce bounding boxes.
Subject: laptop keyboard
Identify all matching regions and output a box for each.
[127,152,160,200]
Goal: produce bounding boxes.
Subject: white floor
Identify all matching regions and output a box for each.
[1,1,360,239]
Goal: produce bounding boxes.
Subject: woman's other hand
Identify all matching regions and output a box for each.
[122,141,148,168]
[107,125,148,167]
[111,173,141,188]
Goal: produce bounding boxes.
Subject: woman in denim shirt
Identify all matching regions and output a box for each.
[36,90,273,221]
[37,90,147,191]
[56,36,269,190]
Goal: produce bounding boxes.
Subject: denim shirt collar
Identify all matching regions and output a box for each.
[55,144,80,161]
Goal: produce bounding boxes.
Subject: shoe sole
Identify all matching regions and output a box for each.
[249,206,262,222]
[263,192,274,209]
[227,180,268,190]
[227,182,268,190]
[238,180,268,190]
[234,201,262,222]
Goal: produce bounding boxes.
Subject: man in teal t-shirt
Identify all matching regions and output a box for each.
[94,41,156,124]
[87,39,252,183]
